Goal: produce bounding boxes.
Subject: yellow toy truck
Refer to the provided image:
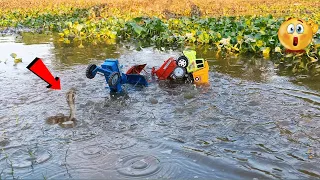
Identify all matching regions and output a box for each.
[176,50,209,85]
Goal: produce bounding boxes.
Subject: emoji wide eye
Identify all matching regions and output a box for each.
[296,24,304,34]
[287,24,294,34]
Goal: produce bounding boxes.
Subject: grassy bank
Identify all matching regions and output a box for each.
[0,0,319,74]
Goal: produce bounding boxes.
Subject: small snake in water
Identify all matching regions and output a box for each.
[45,88,77,128]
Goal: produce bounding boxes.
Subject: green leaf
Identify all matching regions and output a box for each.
[10,53,17,58]
[78,43,84,48]
[75,24,83,32]
[66,21,72,28]
[256,40,264,47]
[262,47,270,58]
[63,29,70,36]
[14,58,22,64]
[237,35,243,43]
[198,32,210,44]
[275,47,281,53]
[310,57,318,63]
[285,53,294,58]
[132,24,145,35]
[64,38,70,44]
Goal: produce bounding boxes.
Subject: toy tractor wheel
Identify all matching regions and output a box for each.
[86,64,97,79]
[177,56,188,68]
[108,72,120,86]
[172,66,186,79]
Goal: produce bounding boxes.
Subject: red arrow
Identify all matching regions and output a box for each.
[27,57,61,90]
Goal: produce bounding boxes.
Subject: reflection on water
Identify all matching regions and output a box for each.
[0,34,320,179]
[196,47,320,92]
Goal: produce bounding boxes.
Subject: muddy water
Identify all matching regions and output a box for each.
[0,34,320,179]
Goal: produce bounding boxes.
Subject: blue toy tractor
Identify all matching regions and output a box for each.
[86,59,148,93]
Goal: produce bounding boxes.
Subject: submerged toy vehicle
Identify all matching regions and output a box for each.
[152,50,209,85]
[191,60,209,85]
[177,50,209,85]
[86,59,148,93]
[177,50,205,73]
[151,57,187,80]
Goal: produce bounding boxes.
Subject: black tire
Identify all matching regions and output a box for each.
[86,64,97,79]
[108,72,120,86]
[171,66,186,79]
[176,56,188,68]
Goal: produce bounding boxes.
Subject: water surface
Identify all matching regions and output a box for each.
[0,34,320,179]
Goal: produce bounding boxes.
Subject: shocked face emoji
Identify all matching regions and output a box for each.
[278,18,314,51]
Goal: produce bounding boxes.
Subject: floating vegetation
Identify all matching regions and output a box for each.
[10,53,22,66]
[0,0,319,73]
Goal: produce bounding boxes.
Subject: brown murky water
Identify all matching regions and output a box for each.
[0,33,320,179]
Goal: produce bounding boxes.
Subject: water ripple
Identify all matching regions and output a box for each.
[116,154,161,177]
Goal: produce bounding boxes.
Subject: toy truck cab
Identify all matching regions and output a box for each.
[177,50,204,72]
[187,58,206,73]
[102,59,126,85]
[192,60,209,85]
[176,50,196,68]
[176,50,209,85]
[86,59,124,88]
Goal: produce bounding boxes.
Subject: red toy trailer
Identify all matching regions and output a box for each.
[151,57,186,80]
[126,64,147,74]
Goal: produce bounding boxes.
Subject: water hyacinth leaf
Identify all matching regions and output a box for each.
[66,21,73,28]
[216,32,222,39]
[237,35,243,43]
[14,58,22,64]
[106,38,116,44]
[185,33,194,38]
[310,56,318,63]
[310,21,319,34]
[285,53,294,58]
[63,29,70,36]
[173,19,180,25]
[78,43,84,48]
[198,32,210,44]
[262,47,270,58]
[75,24,83,31]
[299,61,305,69]
[256,40,264,47]
[275,47,281,53]
[132,24,145,35]
[64,39,70,44]
[219,37,231,46]
[107,31,117,39]
[0,4,318,75]
[231,44,240,52]
[10,53,17,58]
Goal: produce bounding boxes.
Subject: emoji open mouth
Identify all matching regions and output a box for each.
[293,37,298,46]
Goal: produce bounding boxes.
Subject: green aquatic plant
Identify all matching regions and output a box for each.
[2,149,15,179]
[10,53,22,66]
[42,173,47,180]
[0,3,319,73]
